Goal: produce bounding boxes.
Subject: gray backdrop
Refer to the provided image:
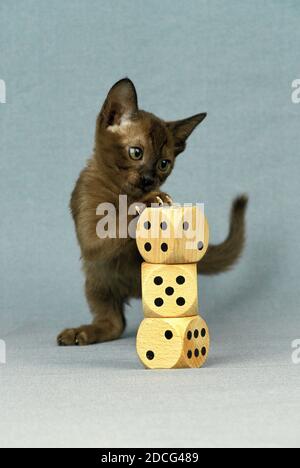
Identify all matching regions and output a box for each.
[1,0,300,448]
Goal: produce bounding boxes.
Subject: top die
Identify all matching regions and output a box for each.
[136,206,209,264]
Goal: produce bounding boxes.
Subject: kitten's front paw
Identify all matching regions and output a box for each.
[57,327,91,346]
[134,192,173,216]
[142,191,173,207]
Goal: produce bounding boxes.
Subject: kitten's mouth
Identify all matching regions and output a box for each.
[122,181,145,196]
[126,182,156,195]
[141,185,155,194]
[122,180,157,196]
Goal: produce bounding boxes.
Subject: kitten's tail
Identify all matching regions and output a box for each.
[198,195,248,275]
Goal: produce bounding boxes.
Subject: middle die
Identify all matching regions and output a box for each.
[142,262,198,318]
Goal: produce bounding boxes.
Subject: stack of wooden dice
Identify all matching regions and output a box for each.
[136,205,210,369]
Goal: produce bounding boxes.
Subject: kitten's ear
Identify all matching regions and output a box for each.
[100,78,138,128]
[167,113,207,156]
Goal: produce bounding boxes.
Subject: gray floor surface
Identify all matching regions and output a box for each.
[1,299,299,448]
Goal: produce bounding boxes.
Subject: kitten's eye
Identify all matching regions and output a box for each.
[129,147,143,160]
[157,159,171,172]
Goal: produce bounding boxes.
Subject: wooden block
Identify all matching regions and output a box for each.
[136,316,210,369]
[142,262,198,318]
[136,206,209,264]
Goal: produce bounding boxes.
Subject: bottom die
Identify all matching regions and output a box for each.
[136,315,210,369]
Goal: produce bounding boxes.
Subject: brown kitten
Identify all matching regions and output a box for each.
[57,78,248,346]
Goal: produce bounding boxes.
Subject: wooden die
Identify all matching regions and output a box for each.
[136,206,209,264]
[136,315,210,369]
[142,263,198,318]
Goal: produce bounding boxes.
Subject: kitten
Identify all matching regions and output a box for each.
[57,78,248,346]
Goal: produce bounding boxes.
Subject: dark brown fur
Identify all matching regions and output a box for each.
[57,78,248,346]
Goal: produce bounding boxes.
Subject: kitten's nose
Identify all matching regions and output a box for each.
[141,175,155,190]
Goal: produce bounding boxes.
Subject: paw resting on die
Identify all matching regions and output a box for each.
[135,192,173,216]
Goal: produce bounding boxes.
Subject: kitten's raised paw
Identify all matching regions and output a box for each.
[135,192,173,216]
[143,191,173,207]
